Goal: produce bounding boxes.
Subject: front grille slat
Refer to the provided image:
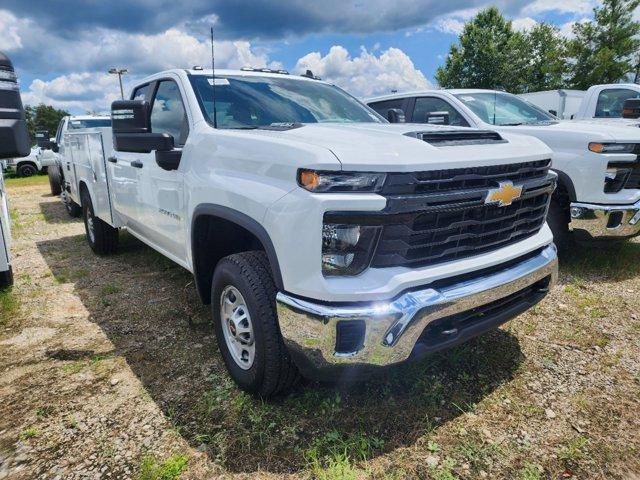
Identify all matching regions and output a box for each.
[365,160,554,269]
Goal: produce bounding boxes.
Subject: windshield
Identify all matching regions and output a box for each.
[454,92,556,126]
[189,75,383,129]
[595,88,640,118]
[68,119,112,129]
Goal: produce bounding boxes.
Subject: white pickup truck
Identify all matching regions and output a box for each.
[61,68,558,395]
[519,84,640,126]
[367,90,640,248]
[0,52,31,288]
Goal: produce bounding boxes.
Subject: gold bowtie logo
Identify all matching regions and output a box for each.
[485,182,523,207]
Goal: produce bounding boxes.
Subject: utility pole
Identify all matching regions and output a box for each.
[108,68,128,99]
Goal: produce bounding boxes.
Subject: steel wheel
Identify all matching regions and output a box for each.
[220,285,255,370]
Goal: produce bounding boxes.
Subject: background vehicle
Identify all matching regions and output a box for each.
[519,84,640,126]
[368,90,640,249]
[60,68,557,395]
[42,115,112,207]
[0,52,30,288]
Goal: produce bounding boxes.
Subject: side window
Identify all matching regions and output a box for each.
[131,84,150,101]
[368,99,406,118]
[55,119,65,144]
[413,97,469,126]
[150,80,189,146]
[595,88,640,118]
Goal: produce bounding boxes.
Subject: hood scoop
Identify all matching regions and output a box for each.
[405,129,507,146]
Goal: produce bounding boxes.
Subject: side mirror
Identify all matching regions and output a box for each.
[0,52,30,160]
[387,108,405,123]
[622,99,640,119]
[111,100,173,153]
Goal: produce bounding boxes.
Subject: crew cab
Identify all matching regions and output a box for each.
[368,90,640,248]
[0,52,31,288]
[519,84,640,126]
[61,68,558,395]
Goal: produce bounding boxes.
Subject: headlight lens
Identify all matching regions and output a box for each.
[589,143,638,154]
[298,169,386,193]
[322,223,380,276]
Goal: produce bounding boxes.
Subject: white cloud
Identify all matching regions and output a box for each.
[295,45,431,98]
[435,18,466,35]
[521,0,597,16]
[0,10,28,51]
[512,16,539,31]
[558,17,591,38]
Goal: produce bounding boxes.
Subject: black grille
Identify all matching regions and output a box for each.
[325,160,554,270]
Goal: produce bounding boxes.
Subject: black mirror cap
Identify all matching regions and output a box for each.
[111,100,151,134]
[114,132,174,153]
[387,108,405,123]
[622,99,640,119]
[156,149,182,171]
[0,51,30,160]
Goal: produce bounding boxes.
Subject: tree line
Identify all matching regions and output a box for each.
[436,0,640,93]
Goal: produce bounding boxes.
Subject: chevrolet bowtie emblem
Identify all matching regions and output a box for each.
[485,181,523,207]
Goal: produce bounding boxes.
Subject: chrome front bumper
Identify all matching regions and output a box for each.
[570,200,640,240]
[276,245,558,375]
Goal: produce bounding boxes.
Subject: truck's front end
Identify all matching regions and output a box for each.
[264,126,558,378]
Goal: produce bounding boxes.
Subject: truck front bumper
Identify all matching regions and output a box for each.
[276,244,557,378]
[570,200,640,241]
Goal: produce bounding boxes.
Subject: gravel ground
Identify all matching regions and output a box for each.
[0,177,639,480]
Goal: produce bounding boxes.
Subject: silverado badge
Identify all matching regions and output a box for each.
[485,181,523,207]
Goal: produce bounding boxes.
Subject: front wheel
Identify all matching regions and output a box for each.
[547,195,572,253]
[212,251,299,397]
[17,163,38,177]
[82,192,118,255]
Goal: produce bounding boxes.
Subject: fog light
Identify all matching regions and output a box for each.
[570,207,587,219]
[321,223,380,276]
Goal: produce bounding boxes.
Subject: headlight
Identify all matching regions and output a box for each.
[298,169,386,193]
[589,143,638,154]
[322,223,380,276]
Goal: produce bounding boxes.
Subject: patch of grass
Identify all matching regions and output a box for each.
[62,361,85,374]
[100,284,120,296]
[454,438,500,470]
[36,405,55,419]
[19,427,40,440]
[304,430,384,473]
[0,287,19,326]
[519,462,542,480]
[4,173,49,187]
[429,457,457,480]
[137,453,188,480]
[558,435,589,464]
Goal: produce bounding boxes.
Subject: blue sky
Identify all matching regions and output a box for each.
[0,0,615,114]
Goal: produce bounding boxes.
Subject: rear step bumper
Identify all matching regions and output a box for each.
[276,244,557,378]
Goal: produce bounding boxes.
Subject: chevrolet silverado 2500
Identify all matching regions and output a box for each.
[0,52,30,288]
[64,68,558,395]
[368,90,640,248]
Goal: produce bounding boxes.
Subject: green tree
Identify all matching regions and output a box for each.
[521,23,569,92]
[567,0,640,89]
[436,7,527,92]
[24,104,68,144]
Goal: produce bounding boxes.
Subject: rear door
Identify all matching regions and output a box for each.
[108,83,152,227]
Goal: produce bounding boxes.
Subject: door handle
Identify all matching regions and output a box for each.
[107,156,118,163]
[131,161,143,169]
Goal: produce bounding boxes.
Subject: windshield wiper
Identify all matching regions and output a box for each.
[498,122,524,126]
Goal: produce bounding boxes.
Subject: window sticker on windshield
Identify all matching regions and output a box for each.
[70,121,81,125]
[207,78,230,86]
[460,96,476,102]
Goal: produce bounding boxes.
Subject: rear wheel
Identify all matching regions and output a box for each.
[17,163,37,177]
[48,166,62,196]
[212,251,299,397]
[82,192,118,255]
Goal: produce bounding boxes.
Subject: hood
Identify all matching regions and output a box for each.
[571,118,640,129]
[250,123,551,171]
[497,119,640,144]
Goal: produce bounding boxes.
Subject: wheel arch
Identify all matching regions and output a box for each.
[191,204,284,305]
[552,169,576,203]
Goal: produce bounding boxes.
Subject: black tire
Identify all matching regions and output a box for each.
[81,192,118,255]
[48,166,62,196]
[547,193,572,253]
[17,163,38,177]
[212,251,299,397]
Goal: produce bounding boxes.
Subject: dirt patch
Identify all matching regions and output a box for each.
[0,178,639,479]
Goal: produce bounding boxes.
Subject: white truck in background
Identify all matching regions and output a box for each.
[519,84,640,126]
[367,89,640,249]
[59,67,559,396]
[0,52,31,288]
[40,115,111,214]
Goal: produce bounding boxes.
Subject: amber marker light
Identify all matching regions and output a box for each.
[588,142,605,153]
[298,169,321,190]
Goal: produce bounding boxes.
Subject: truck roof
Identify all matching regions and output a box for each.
[140,68,329,86]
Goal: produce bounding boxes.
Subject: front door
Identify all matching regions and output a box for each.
[136,78,190,262]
